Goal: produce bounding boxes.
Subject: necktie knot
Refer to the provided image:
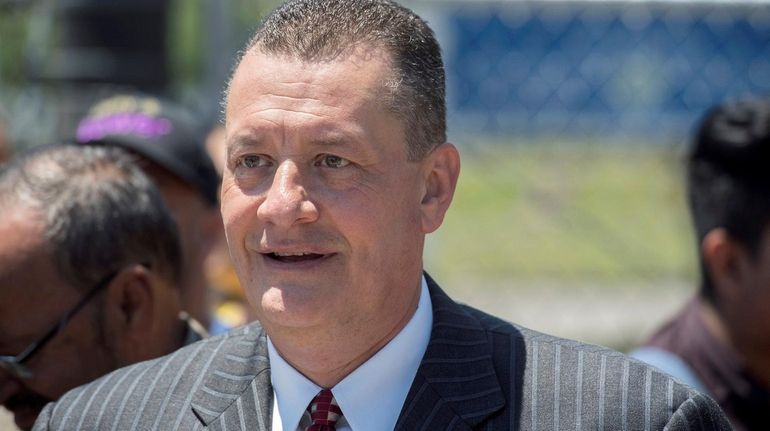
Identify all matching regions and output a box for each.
[306,389,342,431]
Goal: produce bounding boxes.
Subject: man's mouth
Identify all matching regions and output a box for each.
[264,252,328,263]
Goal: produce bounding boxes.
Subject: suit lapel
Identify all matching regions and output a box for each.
[190,322,273,428]
[396,274,505,430]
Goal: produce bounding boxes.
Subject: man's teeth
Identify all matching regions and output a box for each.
[273,252,314,256]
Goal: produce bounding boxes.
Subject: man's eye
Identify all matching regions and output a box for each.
[319,155,350,169]
[239,155,269,168]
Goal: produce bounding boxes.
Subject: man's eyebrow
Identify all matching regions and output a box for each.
[226,135,262,155]
[0,329,29,347]
[309,136,349,148]
[225,132,362,155]
[308,131,366,150]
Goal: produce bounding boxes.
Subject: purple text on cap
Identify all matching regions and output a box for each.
[76,113,173,142]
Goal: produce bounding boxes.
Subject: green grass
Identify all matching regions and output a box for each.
[425,143,698,283]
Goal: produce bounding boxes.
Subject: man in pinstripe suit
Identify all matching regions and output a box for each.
[33,0,730,429]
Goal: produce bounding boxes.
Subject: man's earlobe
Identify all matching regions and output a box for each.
[703,228,750,304]
[104,265,155,349]
[420,143,461,234]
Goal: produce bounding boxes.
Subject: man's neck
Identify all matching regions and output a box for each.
[698,298,770,389]
[267,284,422,388]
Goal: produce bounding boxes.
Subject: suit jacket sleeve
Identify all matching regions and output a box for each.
[664,392,733,430]
[31,402,53,431]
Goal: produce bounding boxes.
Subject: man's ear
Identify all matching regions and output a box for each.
[702,228,752,305]
[420,143,461,234]
[103,264,155,361]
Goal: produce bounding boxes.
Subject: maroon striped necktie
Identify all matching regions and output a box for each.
[306,389,343,431]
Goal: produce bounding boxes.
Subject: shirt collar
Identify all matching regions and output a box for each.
[268,276,433,431]
[268,338,322,430]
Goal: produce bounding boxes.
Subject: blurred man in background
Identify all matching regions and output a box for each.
[632,96,770,431]
[76,93,223,329]
[0,145,205,430]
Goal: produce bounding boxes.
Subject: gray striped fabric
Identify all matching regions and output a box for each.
[33,275,731,430]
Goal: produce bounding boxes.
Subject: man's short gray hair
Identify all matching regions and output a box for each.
[233,0,446,160]
[0,144,181,292]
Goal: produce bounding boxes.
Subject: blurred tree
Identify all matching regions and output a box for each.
[0,3,31,85]
[0,0,283,148]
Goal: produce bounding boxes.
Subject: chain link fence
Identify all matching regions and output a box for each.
[413,0,770,144]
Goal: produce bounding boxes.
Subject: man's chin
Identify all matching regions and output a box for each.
[258,286,339,325]
[11,405,43,431]
[4,394,51,431]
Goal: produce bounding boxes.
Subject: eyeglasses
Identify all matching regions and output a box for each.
[0,270,119,380]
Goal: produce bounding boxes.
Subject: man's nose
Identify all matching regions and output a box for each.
[256,160,319,228]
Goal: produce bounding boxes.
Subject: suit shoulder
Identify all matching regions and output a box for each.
[455,302,731,429]
[459,301,625,355]
[33,321,266,430]
[458,301,698,381]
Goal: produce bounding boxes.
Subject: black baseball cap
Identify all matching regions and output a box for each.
[76,93,220,206]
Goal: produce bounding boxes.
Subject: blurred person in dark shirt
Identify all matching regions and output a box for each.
[632,96,770,431]
[76,93,223,329]
[0,145,206,430]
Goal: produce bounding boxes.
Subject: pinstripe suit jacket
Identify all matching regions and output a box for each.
[33,276,730,430]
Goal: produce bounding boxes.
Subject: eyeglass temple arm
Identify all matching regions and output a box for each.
[15,271,117,364]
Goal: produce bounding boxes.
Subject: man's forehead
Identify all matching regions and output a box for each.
[0,210,45,266]
[0,212,63,300]
[245,40,394,70]
[0,214,69,334]
[226,45,395,111]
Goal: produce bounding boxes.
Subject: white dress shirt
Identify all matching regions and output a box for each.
[269,276,433,431]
